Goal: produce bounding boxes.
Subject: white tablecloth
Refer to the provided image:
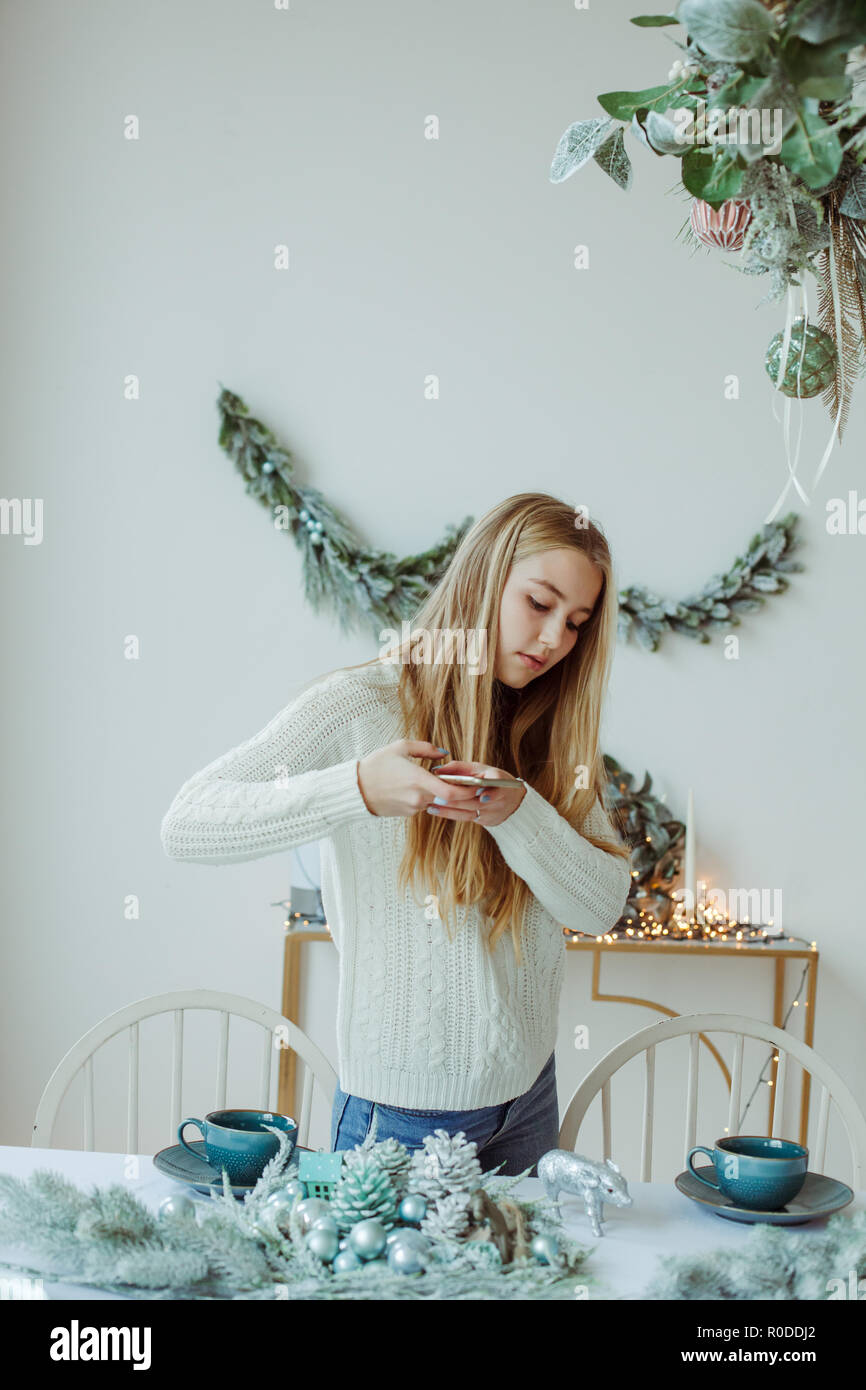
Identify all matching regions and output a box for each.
[0,1145,861,1300]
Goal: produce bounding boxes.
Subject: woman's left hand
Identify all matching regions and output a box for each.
[430,761,526,827]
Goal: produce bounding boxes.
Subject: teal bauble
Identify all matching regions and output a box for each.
[348,1218,387,1260]
[387,1226,428,1251]
[531,1233,561,1265]
[765,318,837,397]
[310,1215,339,1238]
[398,1194,427,1224]
[387,1240,428,1275]
[333,1248,363,1273]
[307,1226,340,1262]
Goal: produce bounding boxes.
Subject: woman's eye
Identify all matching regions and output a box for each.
[527,595,578,633]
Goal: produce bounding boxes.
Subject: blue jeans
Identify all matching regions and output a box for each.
[330,1051,560,1178]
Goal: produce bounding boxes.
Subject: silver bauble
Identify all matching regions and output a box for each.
[157,1194,196,1221]
[263,1190,297,1222]
[295,1197,330,1233]
[348,1218,387,1260]
[283,1179,306,1203]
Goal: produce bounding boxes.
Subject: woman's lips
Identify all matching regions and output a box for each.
[517,652,544,670]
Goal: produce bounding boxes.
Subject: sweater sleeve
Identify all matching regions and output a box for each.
[486,783,632,934]
[160,672,375,865]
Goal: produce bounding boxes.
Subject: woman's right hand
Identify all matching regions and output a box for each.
[356,740,480,819]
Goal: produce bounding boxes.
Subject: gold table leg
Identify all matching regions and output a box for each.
[590,947,731,1089]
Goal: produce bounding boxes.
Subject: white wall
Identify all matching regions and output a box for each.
[2,0,864,1185]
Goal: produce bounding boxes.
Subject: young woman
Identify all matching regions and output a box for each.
[161,492,632,1177]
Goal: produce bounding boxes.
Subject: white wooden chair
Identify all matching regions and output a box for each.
[558,1013,866,1189]
[31,989,338,1152]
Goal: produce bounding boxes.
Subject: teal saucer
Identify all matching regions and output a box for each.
[676,1165,853,1225]
[153,1139,313,1198]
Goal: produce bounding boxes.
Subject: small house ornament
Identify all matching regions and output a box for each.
[297,1149,344,1200]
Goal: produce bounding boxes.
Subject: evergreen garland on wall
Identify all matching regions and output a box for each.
[217,386,804,652]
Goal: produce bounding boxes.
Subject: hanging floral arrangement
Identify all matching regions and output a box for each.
[550,0,866,515]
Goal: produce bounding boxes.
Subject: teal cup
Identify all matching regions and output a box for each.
[178,1108,297,1185]
[687,1135,808,1211]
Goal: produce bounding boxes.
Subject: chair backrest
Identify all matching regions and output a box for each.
[31,989,338,1152]
[559,1012,866,1189]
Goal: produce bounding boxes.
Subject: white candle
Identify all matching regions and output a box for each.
[684,787,696,919]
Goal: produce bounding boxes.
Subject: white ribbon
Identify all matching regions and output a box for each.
[764,282,810,523]
[811,214,845,492]
[763,191,843,525]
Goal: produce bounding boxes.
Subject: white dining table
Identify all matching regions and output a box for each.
[0,1144,861,1300]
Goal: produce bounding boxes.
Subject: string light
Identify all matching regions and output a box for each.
[563,881,813,951]
[271,897,328,934]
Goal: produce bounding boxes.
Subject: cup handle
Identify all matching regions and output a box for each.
[686,1146,720,1189]
[178,1117,205,1161]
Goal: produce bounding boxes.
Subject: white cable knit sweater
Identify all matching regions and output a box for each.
[160,659,631,1110]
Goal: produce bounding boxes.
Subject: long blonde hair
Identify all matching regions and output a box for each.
[307,493,630,964]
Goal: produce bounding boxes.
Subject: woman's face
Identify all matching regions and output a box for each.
[494,548,604,687]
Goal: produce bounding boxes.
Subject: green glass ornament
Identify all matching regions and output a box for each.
[765,318,837,398]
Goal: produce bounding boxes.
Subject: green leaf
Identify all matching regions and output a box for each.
[677,0,777,63]
[780,108,843,189]
[726,71,799,160]
[750,572,781,592]
[786,0,866,47]
[681,147,745,203]
[779,35,852,100]
[798,75,852,101]
[593,126,633,189]
[712,72,763,109]
[636,109,689,155]
[597,84,684,121]
[630,13,680,24]
[550,118,616,182]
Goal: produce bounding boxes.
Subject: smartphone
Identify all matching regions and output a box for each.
[433,773,525,789]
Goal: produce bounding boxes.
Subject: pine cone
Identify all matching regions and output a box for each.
[406,1129,484,1206]
[350,1133,413,1201]
[329,1154,399,1235]
[420,1191,472,1243]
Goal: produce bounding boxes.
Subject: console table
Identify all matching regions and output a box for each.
[276,930,818,1147]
